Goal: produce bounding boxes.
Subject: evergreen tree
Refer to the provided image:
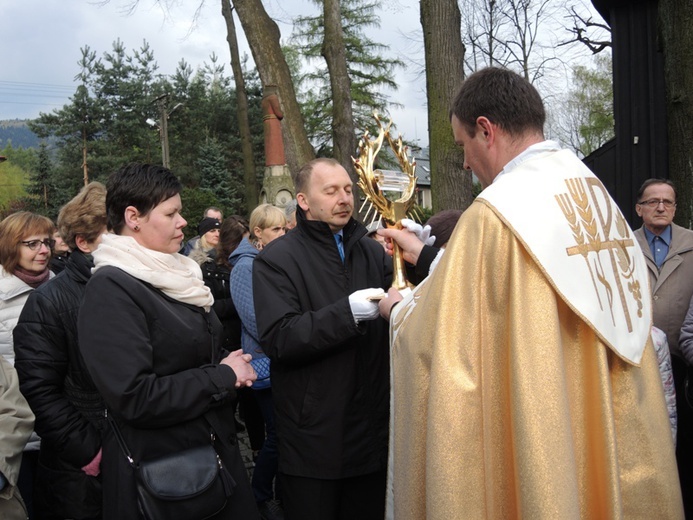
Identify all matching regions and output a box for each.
[22,40,267,218]
[24,143,63,220]
[196,136,243,215]
[289,0,404,156]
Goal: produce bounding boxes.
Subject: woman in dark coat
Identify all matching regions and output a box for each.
[77,163,258,520]
[14,182,107,520]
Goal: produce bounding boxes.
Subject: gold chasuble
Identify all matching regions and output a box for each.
[387,148,683,519]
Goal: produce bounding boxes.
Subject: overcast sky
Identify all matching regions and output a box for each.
[1,0,429,144]
[1,0,606,149]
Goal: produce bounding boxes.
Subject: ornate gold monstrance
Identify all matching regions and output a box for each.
[353,114,420,290]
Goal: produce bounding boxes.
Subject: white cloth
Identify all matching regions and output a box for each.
[480,144,651,364]
[93,233,214,312]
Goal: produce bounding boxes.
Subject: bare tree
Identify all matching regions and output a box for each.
[496,0,559,83]
[460,0,561,84]
[221,0,257,210]
[421,0,471,211]
[461,0,508,72]
[560,5,611,55]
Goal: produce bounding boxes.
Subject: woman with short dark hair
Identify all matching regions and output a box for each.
[77,163,258,519]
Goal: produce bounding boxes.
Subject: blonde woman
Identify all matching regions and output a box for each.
[229,204,286,518]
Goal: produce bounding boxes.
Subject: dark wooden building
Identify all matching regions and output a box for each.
[584,0,668,227]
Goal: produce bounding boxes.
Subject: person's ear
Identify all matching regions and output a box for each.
[477,117,494,143]
[124,205,141,232]
[297,192,309,211]
[74,234,92,254]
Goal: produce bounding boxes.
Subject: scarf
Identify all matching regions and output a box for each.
[14,266,51,288]
[93,233,214,312]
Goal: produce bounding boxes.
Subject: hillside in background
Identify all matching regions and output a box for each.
[0,160,29,212]
[0,120,40,149]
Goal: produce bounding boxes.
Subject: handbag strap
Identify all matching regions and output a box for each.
[106,408,137,468]
[105,408,226,468]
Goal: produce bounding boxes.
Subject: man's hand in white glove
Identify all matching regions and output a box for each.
[349,288,386,323]
[400,218,436,246]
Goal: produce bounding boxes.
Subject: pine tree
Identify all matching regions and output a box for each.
[196,137,243,215]
[288,0,404,156]
[24,143,63,220]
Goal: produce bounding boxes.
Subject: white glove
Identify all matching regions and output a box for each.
[401,218,436,246]
[349,288,385,323]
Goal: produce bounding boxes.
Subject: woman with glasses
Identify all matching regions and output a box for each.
[14,183,107,520]
[0,210,55,518]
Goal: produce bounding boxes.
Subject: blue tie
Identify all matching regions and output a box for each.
[334,234,345,262]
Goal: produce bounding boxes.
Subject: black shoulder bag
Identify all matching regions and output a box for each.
[106,409,235,520]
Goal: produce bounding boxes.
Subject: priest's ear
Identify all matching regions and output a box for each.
[476,117,495,144]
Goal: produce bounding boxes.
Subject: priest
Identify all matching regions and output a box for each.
[378,67,683,519]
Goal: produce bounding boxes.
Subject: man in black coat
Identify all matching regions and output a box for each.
[253,158,392,520]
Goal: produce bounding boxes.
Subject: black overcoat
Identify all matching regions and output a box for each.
[78,266,258,520]
[253,209,392,479]
[14,251,103,519]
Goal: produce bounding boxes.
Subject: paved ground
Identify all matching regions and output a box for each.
[236,412,256,480]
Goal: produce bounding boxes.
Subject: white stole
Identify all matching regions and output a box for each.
[479,148,650,364]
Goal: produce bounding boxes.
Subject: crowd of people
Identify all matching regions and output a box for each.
[0,66,688,520]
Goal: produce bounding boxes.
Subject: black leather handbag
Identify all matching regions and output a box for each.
[107,410,235,520]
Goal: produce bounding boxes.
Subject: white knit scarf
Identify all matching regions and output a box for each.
[93,233,213,312]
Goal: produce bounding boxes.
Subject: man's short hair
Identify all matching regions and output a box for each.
[294,158,341,194]
[637,178,676,201]
[284,199,297,218]
[204,206,223,220]
[450,67,546,137]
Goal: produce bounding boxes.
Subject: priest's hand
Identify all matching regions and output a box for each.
[379,287,404,321]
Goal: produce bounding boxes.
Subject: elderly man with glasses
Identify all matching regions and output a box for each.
[634,177,693,516]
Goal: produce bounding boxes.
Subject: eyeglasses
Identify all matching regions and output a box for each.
[637,199,676,209]
[20,238,56,251]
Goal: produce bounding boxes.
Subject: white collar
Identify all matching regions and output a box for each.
[492,140,562,185]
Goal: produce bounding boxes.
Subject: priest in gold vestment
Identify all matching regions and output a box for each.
[379,68,683,519]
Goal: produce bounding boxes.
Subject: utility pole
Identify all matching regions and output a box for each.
[153,94,170,169]
[150,94,183,169]
[82,124,89,186]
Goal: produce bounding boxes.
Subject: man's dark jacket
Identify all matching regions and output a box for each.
[253,207,392,479]
[14,250,103,519]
